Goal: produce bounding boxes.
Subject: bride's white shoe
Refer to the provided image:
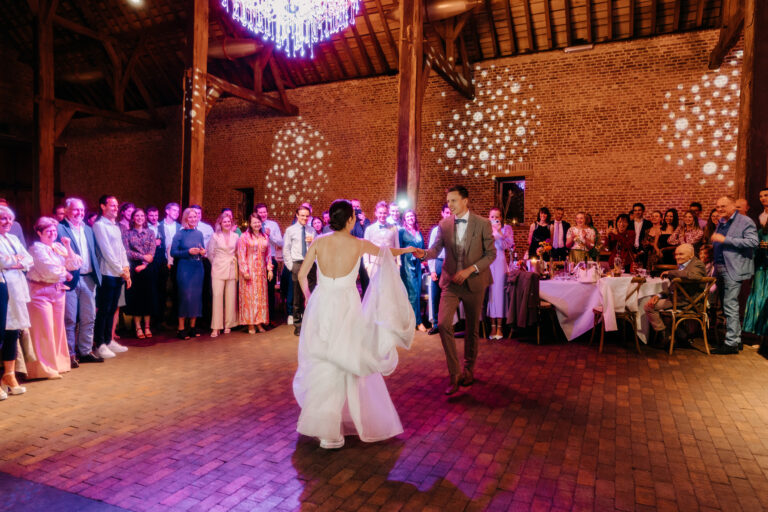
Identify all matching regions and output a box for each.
[319,437,345,449]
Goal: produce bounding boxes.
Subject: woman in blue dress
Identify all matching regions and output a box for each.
[171,208,205,339]
[399,210,426,332]
[744,190,768,338]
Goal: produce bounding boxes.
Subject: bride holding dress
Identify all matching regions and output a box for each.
[293,200,418,449]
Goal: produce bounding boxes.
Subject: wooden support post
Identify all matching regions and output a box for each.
[181,0,208,208]
[736,0,768,210]
[395,0,424,208]
[33,0,55,217]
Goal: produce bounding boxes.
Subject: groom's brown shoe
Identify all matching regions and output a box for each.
[445,375,460,395]
[459,368,474,387]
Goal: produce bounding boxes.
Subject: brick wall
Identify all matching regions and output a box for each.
[59,29,741,253]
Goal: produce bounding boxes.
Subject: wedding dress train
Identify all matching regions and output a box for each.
[293,247,415,444]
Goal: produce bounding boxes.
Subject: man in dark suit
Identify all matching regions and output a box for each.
[160,202,181,327]
[57,198,104,365]
[631,203,653,266]
[350,199,371,295]
[549,207,570,261]
[711,196,759,354]
[644,243,706,347]
[415,186,496,395]
[147,206,167,328]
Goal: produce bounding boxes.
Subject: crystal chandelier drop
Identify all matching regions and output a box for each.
[221,0,360,58]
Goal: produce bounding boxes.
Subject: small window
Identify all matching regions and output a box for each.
[496,177,525,226]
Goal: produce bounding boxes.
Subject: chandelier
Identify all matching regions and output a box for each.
[221,0,360,58]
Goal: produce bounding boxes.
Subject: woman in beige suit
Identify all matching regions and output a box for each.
[207,211,239,337]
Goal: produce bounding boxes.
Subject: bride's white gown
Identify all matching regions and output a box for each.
[293,247,415,442]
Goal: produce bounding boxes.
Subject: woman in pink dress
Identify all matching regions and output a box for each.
[26,217,82,379]
[237,213,273,334]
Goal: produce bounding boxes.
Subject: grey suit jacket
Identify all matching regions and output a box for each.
[423,212,496,293]
[665,257,707,306]
[715,212,758,281]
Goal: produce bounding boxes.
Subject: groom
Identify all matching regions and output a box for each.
[415,186,496,395]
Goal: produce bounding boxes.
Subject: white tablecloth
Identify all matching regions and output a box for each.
[539,276,666,342]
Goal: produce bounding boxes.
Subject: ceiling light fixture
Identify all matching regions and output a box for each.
[220,0,360,58]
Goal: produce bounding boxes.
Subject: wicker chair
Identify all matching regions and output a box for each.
[659,277,716,355]
[590,276,646,354]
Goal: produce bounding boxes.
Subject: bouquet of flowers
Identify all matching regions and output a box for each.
[536,239,553,261]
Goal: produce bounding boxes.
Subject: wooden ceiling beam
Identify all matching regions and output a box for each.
[360,2,392,73]
[563,0,574,46]
[338,34,362,76]
[523,0,536,51]
[205,72,298,115]
[45,97,164,128]
[629,0,636,38]
[709,1,744,69]
[350,23,376,74]
[606,0,613,40]
[484,0,500,58]
[424,39,474,100]
[267,56,296,114]
[543,0,553,49]
[503,0,518,54]
[673,0,683,31]
[373,0,398,65]
[273,56,298,87]
[469,11,483,59]
[696,0,707,27]
[53,15,111,43]
[315,43,339,81]
[326,40,350,79]
[651,0,658,34]
[585,0,593,42]
[54,106,75,140]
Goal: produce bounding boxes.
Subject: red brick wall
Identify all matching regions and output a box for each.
[59,29,742,252]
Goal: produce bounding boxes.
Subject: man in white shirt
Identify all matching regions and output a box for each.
[256,203,284,323]
[190,205,214,247]
[57,198,104,365]
[364,201,400,277]
[92,195,131,359]
[550,207,570,261]
[283,205,316,335]
[427,204,452,335]
[160,202,181,327]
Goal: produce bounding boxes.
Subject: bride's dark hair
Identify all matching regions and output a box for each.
[328,199,354,231]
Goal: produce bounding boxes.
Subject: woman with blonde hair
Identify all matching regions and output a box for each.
[26,216,82,379]
[237,213,272,334]
[0,206,32,396]
[170,208,205,339]
[208,211,240,337]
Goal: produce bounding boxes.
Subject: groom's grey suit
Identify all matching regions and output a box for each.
[423,211,496,380]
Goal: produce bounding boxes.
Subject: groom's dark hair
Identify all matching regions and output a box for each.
[328,200,354,231]
[448,185,469,199]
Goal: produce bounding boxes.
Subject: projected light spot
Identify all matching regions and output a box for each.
[659,53,742,187]
[446,148,457,158]
[515,126,526,136]
[264,118,330,217]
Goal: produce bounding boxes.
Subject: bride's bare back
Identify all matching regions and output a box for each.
[312,232,365,278]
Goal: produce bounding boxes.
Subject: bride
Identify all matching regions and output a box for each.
[293,199,418,449]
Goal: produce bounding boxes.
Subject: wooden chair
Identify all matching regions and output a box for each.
[651,263,677,277]
[590,276,646,354]
[537,300,559,345]
[660,277,716,355]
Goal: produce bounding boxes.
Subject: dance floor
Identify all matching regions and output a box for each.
[2,325,768,511]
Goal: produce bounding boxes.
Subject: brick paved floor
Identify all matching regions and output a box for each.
[2,326,768,511]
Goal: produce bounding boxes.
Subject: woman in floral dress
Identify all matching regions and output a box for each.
[237,213,273,334]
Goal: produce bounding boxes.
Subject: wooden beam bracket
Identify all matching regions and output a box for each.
[424,39,474,100]
[709,6,745,69]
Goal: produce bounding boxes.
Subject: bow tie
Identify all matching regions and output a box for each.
[454,219,467,224]
[379,224,388,229]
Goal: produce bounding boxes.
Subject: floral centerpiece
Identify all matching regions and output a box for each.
[536,239,553,262]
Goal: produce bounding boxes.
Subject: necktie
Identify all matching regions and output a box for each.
[301,225,307,257]
[455,219,467,224]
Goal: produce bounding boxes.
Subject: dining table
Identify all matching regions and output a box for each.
[538,274,668,342]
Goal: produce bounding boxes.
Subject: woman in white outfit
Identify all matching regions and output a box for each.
[293,200,418,449]
[486,208,514,340]
[207,211,239,337]
[0,206,33,397]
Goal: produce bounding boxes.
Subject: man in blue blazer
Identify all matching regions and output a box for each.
[57,198,104,364]
[710,196,759,354]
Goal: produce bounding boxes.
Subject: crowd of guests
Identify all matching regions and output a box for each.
[521,193,768,354]
[0,188,766,401]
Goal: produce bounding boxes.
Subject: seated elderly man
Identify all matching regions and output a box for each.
[644,243,706,347]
